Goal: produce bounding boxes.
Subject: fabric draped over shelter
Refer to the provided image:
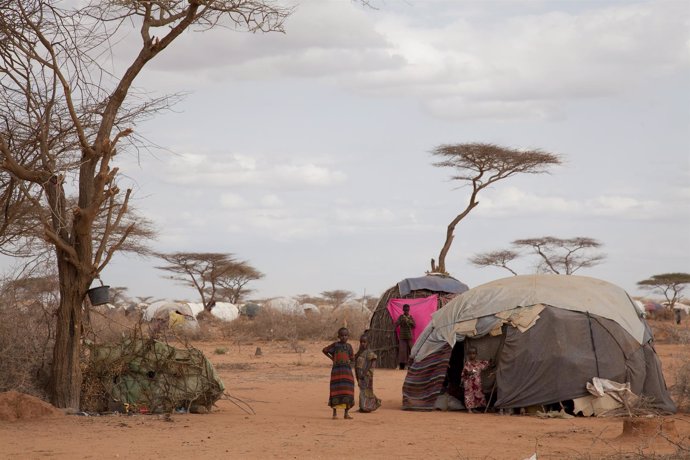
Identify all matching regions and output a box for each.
[387,295,438,344]
[402,344,452,410]
[403,275,676,413]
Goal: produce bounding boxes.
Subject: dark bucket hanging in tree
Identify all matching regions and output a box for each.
[86,285,111,306]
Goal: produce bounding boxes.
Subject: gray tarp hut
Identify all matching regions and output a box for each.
[403,274,676,413]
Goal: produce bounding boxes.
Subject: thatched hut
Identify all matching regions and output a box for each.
[368,274,469,368]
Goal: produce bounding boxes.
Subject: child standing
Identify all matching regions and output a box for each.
[354,334,382,413]
[461,346,490,413]
[395,304,416,370]
[322,327,355,419]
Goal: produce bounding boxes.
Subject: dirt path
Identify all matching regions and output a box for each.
[1,341,688,459]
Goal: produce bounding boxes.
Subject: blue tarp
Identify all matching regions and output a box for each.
[397,275,469,297]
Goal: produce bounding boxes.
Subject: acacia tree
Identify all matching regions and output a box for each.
[637,273,690,309]
[470,236,605,275]
[469,250,520,276]
[214,260,264,304]
[156,252,263,307]
[430,143,561,274]
[0,0,289,408]
[321,290,355,309]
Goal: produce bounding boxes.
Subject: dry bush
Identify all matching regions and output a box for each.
[0,303,55,398]
[651,322,690,345]
[219,308,372,344]
[195,310,226,340]
[85,306,142,342]
[649,308,674,322]
[672,356,690,412]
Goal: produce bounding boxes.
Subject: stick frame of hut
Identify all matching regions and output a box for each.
[368,275,468,369]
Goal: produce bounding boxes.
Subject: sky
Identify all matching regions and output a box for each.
[84,0,689,303]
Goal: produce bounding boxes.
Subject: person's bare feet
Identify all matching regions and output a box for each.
[344,413,353,420]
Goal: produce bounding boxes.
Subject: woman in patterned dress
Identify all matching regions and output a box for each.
[355,334,382,413]
[322,327,355,419]
[461,346,490,413]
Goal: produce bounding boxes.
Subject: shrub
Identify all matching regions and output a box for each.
[220,308,371,343]
[0,302,55,398]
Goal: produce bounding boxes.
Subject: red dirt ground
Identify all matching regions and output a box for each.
[1,332,689,459]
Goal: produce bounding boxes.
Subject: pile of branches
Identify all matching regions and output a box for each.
[81,324,224,414]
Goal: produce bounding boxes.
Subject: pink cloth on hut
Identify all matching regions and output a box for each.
[387,295,438,344]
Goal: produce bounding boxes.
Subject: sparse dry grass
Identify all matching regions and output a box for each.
[219,308,371,344]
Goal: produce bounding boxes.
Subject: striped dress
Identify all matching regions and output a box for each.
[323,341,355,409]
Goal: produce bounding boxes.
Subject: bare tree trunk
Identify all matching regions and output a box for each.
[434,200,478,274]
[50,260,88,409]
[436,233,454,274]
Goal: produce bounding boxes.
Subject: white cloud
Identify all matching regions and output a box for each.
[476,187,666,219]
[110,1,690,123]
[220,193,249,209]
[334,207,397,224]
[159,152,347,189]
[260,194,283,207]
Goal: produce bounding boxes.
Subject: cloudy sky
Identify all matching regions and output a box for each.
[99,0,689,303]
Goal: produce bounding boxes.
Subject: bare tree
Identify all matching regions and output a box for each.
[321,290,355,309]
[0,0,290,408]
[637,273,690,309]
[430,143,561,274]
[469,250,520,276]
[156,252,263,307]
[471,236,605,276]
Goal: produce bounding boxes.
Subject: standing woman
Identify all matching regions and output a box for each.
[355,334,382,413]
[323,327,355,419]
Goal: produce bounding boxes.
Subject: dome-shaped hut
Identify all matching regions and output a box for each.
[402,274,675,413]
[368,273,469,368]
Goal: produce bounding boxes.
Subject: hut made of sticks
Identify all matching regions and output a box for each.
[368,274,469,368]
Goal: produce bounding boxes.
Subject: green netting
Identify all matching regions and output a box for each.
[83,339,224,413]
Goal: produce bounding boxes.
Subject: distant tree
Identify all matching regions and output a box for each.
[357,294,377,311]
[294,294,323,305]
[108,286,130,306]
[214,260,264,304]
[469,250,520,276]
[471,237,605,276]
[155,252,263,308]
[1,272,59,311]
[321,290,355,309]
[136,296,154,305]
[513,237,606,275]
[637,273,690,309]
[430,143,561,274]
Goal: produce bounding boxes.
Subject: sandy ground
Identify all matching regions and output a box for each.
[1,339,689,460]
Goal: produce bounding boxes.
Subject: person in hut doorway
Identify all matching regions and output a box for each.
[461,346,490,413]
[322,327,355,419]
[395,304,415,370]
